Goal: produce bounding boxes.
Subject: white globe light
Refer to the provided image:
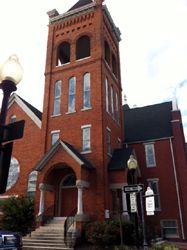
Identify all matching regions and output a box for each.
[0,54,23,85]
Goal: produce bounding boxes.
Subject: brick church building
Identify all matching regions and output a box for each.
[1,0,187,244]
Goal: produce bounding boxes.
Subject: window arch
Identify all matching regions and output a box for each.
[76,35,90,60]
[10,114,16,123]
[57,41,70,66]
[104,40,110,65]
[53,80,61,115]
[27,171,38,196]
[83,73,91,109]
[62,174,76,187]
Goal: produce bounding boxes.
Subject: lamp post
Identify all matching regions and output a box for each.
[127,154,139,249]
[0,54,23,193]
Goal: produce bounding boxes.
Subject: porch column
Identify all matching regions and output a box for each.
[77,185,83,215]
[38,183,46,215]
[76,180,89,216]
[122,189,129,219]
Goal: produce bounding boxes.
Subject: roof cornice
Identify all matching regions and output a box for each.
[49,2,96,24]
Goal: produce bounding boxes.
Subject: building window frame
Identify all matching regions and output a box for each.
[83,73,91,110]
[68,76,76,113]
[110,85,114,118]
[144,143,156,167]
[160,220,179,238]
[51,130,60,145]
[81,124,91,153]
[27,171,38,197]
[53,80,61,116]
[147,178,161,211]
[105,77,109,113]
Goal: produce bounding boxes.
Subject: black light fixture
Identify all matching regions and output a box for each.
[127,154,139,249]
[0,55,24,193]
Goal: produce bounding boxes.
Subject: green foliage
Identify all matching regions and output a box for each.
[84,219,135,247]
[150,242,179,250]
[0,195,34,236]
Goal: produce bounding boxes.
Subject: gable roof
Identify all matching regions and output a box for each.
[8,94,42,128]
[68,0,93,11]
[35,140,95,171]
[17,95,42,120]
[123,101,173,143]
[108,147,133,170]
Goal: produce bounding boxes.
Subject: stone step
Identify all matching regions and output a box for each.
[25,234,65,239]
[23,238,65,244]
[22,217,74,250]
[23,246,73,250]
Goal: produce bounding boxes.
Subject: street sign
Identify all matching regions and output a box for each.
[0,120,25,143]
[124,184,144,193]
[145,187,155,216]
[130,192,137,213]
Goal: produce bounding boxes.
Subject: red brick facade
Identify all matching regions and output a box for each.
[1,0,187,243]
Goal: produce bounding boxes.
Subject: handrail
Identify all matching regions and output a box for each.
[36,204,55,225]
[64,208,77,246]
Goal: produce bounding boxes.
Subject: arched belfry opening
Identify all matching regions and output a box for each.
[76,35,90,60]
[57,41,70,66]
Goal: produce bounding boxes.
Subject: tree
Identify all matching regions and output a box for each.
[0,195,34,235]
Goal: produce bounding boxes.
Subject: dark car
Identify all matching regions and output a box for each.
[0,230,22,249]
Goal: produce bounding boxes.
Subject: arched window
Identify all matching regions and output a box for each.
[27,171,38,196]
[76,35,90,60]
[6,157,20,191]
[53,80,61,115]
[115,92,119,123]
[68,77,76,113]
[105,78,109,113]
[83,73,91,109]
[111,85,114,117]
[57,41,70,66]
[104,41,110,65]
[10,114,16,123]
[112,54,117,77]
[62,174,76,187]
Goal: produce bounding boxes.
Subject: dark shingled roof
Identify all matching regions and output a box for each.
[35,140,95,171]
[63,141,95,169]
[18,95,42,120]
[124,101,173,143]
[108,147,133,170]
[68,0,93,12]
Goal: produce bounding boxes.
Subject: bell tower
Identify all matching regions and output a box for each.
[41,0,123,219]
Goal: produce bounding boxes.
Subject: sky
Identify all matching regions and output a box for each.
[0,0,187,140]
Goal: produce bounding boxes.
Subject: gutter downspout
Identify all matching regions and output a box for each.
[169,138,185,240]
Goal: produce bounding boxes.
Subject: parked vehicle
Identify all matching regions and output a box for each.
[0,230,22,249]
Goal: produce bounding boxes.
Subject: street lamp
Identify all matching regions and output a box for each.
[127,154,139,249]
[0,55,23,125]
[127,154,138,184]
[0,54,23,193]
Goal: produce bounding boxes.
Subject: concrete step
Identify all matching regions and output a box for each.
[23,246,73,250]
[22,217,75,250]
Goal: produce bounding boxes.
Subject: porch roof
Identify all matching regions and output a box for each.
[35,140,95,171]
[108,147,134,171]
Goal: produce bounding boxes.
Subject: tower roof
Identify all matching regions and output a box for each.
[68,0,93,12]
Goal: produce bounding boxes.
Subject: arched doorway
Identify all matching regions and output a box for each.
[58,174,77,216]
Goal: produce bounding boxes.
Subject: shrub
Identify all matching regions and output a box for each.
[85,220,135,247]
[0,195,34,236]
